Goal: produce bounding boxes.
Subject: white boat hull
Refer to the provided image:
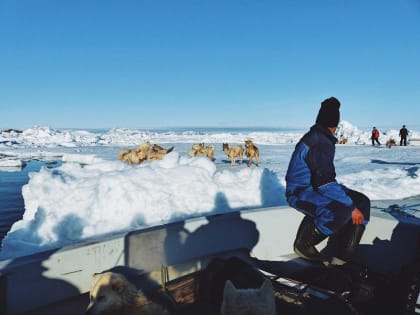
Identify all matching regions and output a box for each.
[0,204,419,314]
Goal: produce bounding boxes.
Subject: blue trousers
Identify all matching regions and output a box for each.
[287,186,370,236]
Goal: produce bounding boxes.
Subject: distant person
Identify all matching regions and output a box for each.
[285,97,370,262]
[399,125,409,146]
[371,127,380,146]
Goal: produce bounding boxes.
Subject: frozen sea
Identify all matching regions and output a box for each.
[0,121,420,260]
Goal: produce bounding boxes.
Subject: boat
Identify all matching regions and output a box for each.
[409,138,420,146]
[0,200,419,315]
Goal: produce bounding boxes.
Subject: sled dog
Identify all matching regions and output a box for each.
[188,143,215,160]
[244,140,259,167]
[118,141,174,164]
[85,272,170,315]
[222,143,243,166]
[386,139,396,148]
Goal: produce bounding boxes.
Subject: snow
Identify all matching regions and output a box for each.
[1,121,420,259]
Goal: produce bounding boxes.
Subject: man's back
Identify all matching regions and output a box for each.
[285,124,336,197]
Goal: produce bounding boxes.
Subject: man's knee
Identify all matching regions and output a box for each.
[344,189,371,219]
[329,200,352,224]
[314,201,352,235]
[352,192,370,221]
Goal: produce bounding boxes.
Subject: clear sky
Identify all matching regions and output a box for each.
[1,0,419,130]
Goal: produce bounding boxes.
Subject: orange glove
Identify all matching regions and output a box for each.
[352,208,364,225]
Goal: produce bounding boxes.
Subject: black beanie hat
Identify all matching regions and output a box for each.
[316,97,340,127]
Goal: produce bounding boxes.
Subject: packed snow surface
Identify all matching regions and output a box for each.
[1,121,419,259]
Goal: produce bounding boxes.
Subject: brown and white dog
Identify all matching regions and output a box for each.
[118,141,174,164]
[147,144,175,161]
[386,139,396,148]
[188,143,215,160]
[190,143,205,153]
[85,272,170,315]
[118,141,151,165]
[244,140,259,167]
[222,143,243,166]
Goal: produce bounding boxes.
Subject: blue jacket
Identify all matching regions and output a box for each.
[285,124,353,208]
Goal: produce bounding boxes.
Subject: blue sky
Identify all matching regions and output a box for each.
[1,0,419,130]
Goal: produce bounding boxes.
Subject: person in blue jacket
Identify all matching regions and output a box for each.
[285,97,370,262]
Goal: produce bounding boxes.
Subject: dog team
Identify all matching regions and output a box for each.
[118,140,260,167]
[117,133,402,168]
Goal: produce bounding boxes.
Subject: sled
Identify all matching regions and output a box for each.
[409,138,420,146]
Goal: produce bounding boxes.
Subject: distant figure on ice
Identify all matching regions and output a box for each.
[399,124,409,146]
[285,97,370,262]
[371,127,381,146]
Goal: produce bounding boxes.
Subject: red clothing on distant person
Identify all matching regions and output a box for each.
[371,127,380,145]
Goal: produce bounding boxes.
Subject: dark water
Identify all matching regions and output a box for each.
[0,160,60,243]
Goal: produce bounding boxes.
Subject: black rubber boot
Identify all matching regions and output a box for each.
[293,216,328,262]
[340,223,365,261]
[327,221,365,262]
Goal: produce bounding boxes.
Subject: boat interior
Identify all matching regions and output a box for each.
[0,204,419,314]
